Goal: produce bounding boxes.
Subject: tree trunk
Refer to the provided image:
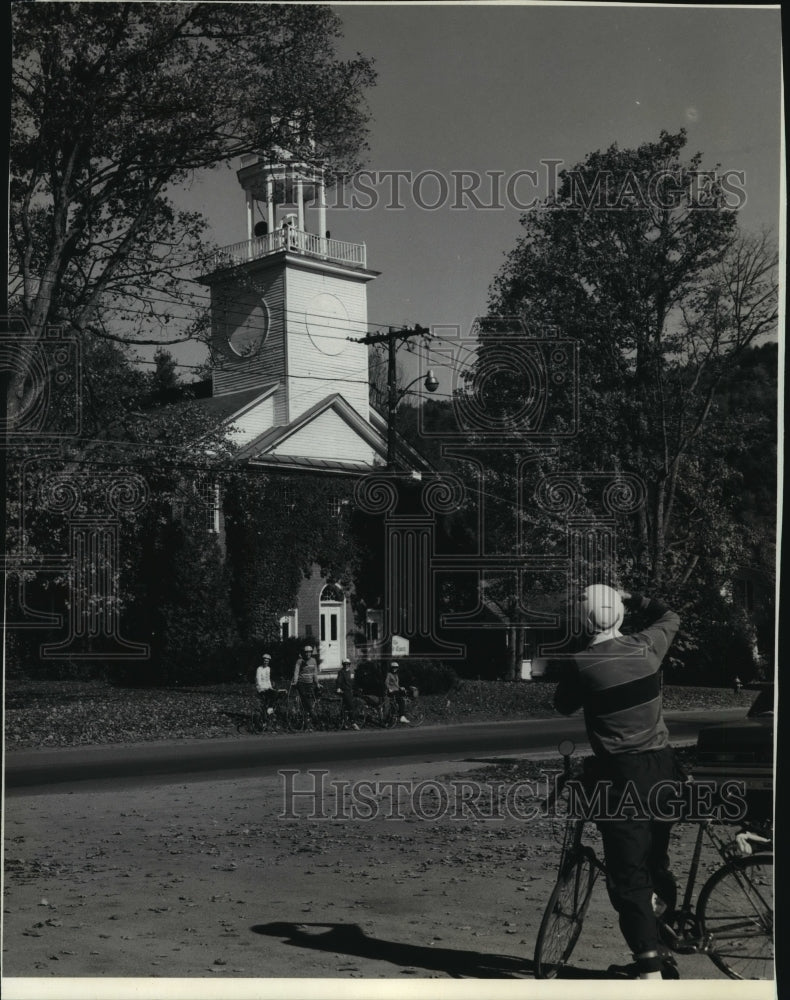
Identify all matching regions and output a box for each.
[652,480,667,586]
[505,626,517,681]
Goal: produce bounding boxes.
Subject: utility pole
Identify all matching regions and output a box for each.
[350,324,434,468]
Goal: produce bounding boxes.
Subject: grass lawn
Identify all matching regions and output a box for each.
[4,676,755,751]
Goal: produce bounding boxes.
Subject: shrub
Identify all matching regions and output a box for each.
[353,658,459,696]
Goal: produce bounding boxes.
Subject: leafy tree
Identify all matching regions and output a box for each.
[131,518,238,685]
[223,472,361,645]
[485,130,777,678]
[4,336,239,676]
[488,132,776,582]
[7,3,376,672]
[9,1,375,421]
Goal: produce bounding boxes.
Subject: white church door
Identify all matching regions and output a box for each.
[319,584,345,671]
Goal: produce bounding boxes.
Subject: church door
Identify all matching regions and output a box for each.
[319,584,345,671]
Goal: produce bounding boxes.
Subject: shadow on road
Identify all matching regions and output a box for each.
[252,921,530,978]
[253,921,618,979]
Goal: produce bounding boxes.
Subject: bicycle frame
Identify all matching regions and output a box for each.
[536,753,774,980]
[662,820,772,955]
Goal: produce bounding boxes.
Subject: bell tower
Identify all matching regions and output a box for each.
[199,145,379,425]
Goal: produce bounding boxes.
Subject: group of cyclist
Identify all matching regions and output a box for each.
[255,644,412,731]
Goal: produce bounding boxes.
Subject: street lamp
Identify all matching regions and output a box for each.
[423,369,439,393]
[387,369,440,467]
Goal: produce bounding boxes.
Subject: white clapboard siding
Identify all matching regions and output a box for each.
[284,266,370,423]
[212,268,286,398]
[272,407,378,464]
[226,391,279,444]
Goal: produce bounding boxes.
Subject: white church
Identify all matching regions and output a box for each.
[195,146,430,674]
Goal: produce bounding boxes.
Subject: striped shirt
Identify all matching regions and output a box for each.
[293,656,319,686]
[554,598,680,756]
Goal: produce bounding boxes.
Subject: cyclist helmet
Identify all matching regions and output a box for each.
[391,662,399,670]
[580,584,624,634]
[303,644,313,653]
[262,653,271,661]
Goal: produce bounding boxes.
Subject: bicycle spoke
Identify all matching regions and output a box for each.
[699,856,773,980]
[534,849,597,978]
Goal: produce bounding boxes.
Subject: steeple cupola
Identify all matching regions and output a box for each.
[198,146,379,424]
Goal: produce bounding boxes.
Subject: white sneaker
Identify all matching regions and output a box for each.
[399,716,409,724]
[352,723,360,731]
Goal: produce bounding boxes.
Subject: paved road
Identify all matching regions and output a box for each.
[5,708,742,794]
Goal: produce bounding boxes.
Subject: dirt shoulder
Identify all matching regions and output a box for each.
[3,752,732,983]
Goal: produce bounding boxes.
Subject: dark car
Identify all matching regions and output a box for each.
[694,682,774,821]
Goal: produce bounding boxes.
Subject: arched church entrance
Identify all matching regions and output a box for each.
[319,583,346,671]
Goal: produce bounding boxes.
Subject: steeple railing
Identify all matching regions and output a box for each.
[210,228,367,271]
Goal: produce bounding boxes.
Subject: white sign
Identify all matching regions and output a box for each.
[391,635,410,657]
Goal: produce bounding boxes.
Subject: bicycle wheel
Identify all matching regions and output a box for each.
[316,698,340,731]
[384,699,401,728]
[286,694,306,732]
[698,853,773,980]
[236,711,263,733]
[407,704,424,727]
[348,698,367,730]
[534,845,598,979]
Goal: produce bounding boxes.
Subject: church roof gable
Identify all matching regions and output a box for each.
[235,393,385,464]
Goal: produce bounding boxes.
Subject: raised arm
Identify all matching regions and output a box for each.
[623,592,680,661]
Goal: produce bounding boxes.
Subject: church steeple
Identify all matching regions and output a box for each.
[198,147,379,424]
[237,144,329,251]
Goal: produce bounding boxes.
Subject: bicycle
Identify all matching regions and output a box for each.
[385,686,424,728]
[357,687,424,728]
[337,694,367,731]
[286,684,313,732]
[286,686,356,732]
[533,741,773,981]
[312,692,345,731]
[238,688,289,734]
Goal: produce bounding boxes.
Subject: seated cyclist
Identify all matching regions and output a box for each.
[255,654,276,721]
[384,661,409,724]
[554,585,682,981]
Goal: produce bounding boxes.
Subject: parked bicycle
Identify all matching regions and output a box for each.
[534,741,773,981]
[238,688,289,734]
[285,686,365,732]
[356,686,424,728]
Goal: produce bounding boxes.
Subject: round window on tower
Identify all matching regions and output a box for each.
[306,292,349,356]
[222,292,269,358]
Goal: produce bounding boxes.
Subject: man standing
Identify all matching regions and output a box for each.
[553,585,682,980]
[336,658,359,730]
[293,644,320,726]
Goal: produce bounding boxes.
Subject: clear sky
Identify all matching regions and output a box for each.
[169,2,783,382]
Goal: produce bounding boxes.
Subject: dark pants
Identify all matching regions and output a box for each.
[298,683,317,719]
[585,747,682,957]
[388,690,405,716]
[339,689,355,723]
